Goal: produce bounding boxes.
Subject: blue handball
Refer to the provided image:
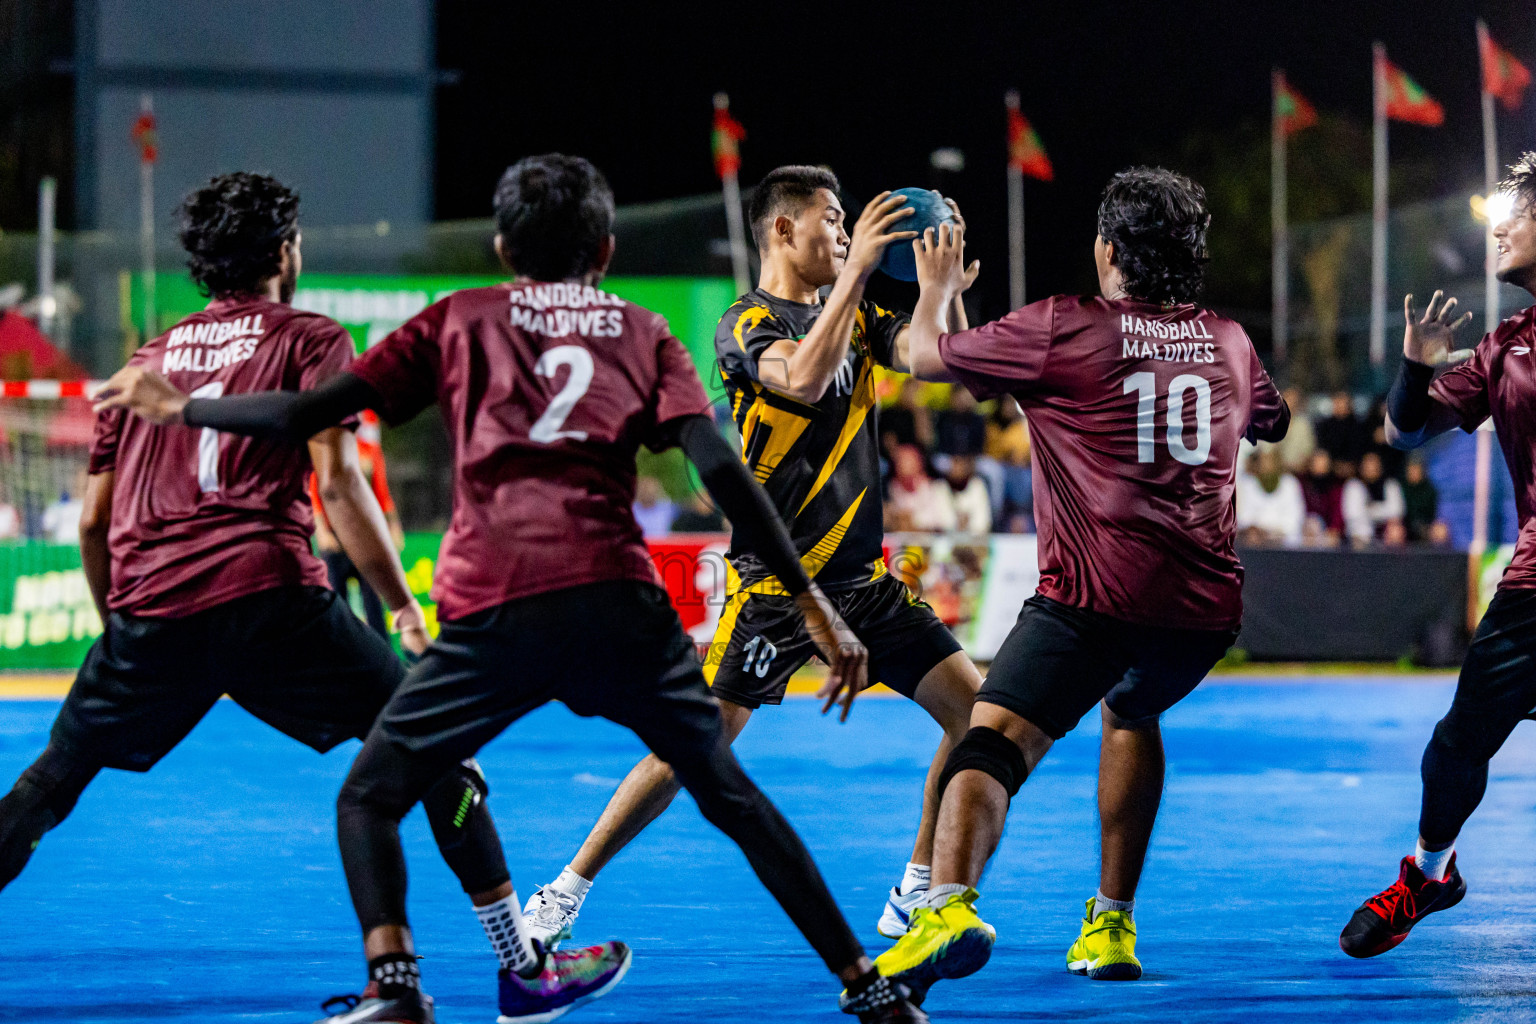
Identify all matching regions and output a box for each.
[877,187,956,282]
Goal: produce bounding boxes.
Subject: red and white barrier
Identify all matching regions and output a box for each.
[0,381,103,399]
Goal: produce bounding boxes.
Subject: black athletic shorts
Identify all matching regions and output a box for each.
[371,580,723,772]
[1433,587,1536,757]
[979,594,1237,740]
[703,572,964,710]
[50,585,404,772]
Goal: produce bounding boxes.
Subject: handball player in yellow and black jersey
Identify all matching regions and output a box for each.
[522,165,985,947]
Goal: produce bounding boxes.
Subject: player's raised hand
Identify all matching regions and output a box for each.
[795,585,869,722]
[1403,290,1476,367]
[942,199,982,293]
[92,365,190,424]
[913,223,975,296]
[846,191,918,276]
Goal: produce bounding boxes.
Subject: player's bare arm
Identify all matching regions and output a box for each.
[1385,290,1476,450]
[756,191,915,403]
[77,471,115,625]
[891,198,979,372]
[664,414,868,711]
[308,428,430,655]
[904,223,974,382]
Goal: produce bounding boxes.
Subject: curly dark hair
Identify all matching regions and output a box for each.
[1096,167,1211,304]
[176,172,300,298]
[1499,151,1536,215]
[493,155,615,281]
[748,165,841,251]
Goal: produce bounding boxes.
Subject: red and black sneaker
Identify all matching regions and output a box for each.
[1339,854,1466,958]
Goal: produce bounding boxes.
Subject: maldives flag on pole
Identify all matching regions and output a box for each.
[1479,26,1531,111]
[1006,106,1053,182]
[1379,54,1444,126]
[711,96,745,180]
[131,110,158,163]
[1275,74,1318,136]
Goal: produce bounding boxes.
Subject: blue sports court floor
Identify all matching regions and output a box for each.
[4,676,1536,1023]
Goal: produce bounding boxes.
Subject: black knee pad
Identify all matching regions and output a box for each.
[0,746,97,891]
[422,758,488,849]
[938,726,1028,799]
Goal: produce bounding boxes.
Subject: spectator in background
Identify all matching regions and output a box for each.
[1315,390,1369,464]
[1403,457,1448,543]
[978,395,1033,530]
[1273,386,1316,472]
[941,455,992,534]
[934,386,986,459]
[1340,463,1373,547]
[1301,449,1346,545]
[880,377,933,462]
[885,443,953,531]
[1236,447,1304,546]
[1364,396,1406,481]
[632,475,676,537]
[670,490,726,533]
[0,482,19,541]
[309,409,401,639]
[1356,451,1405,542]
[42,468,87,544]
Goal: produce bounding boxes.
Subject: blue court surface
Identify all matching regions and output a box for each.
[5,676,1536,1023]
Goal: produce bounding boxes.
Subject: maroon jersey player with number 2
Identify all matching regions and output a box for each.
[870,167,1289,1004]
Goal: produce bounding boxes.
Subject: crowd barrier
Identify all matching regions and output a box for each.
[0,533,1474,671]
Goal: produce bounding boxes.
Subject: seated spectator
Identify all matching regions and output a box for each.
[0,483,19,541]
[886,444,955,532]
[934,387,986,458]
[1315,391,1368,464]
[1338,458,1373,547]
[671,491,727,533]
[1402,458,1447,543]
[1273,387,1316,472]
[942,455,992,535]
[881,378,933,462]
[978,396,1033,530]
[632,476,676,537]
[1356,451,1405,541]
[1236,448,1304,546]
[1300,450,1346,545]
[42,469,87,544]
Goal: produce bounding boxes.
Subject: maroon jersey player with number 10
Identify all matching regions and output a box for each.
[870,167,1289,1004]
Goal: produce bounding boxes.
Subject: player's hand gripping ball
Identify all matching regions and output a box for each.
[878,188,957,281]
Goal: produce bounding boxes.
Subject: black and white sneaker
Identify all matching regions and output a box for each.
[313,982,435,1024]
[839,975,929,1024]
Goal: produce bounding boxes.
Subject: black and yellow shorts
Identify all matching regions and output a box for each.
[703,572,964,709]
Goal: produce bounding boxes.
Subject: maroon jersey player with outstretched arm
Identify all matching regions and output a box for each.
[870,167,1288,1003]
[96,154,927,1024]
[0,173,517,1014]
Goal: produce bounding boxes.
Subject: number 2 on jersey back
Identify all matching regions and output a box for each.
[529,345,594,444]
[1123,372,1211,466]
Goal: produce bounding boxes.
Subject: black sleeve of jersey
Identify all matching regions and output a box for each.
[664,414,811,596]
[867,302,912,368]
[1386,359,1437,434]
[183,371,382,444]
[717,302,791,384]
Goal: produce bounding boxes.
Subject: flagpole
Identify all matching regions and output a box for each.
[714,93,752,296]
[1471,19,1498,629]
[37,176,56,339]
[1370,43,1388,367]
[1271,70,1289,363]
[138,93,156,340]
[1005,90,1025,310]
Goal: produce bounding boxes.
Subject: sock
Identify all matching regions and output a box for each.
[845,967,881,997]
[1415,840,1454,882]
[898,862,931,896]
[550,865,593,908]
[925,882,969,909]
[368,953,421,1000]
[475,893,541,977]
[1093,891,1134,920]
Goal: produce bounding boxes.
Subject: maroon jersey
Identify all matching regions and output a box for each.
[939,295,1286,630]
[350,281,712,619]
[90,297,355,616]
[1431,305,1536,591]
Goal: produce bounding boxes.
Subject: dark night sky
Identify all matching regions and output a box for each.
[435,0,1536,322]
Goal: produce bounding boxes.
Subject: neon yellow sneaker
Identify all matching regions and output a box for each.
[1065,896,1142,980]
[871,888,995,1005]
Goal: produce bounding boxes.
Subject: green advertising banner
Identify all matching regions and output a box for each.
[130,273,735,386]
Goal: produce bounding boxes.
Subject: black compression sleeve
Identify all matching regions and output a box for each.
[182,371,381,444]
[1386,359,1437,434]
[672,415,812,597]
